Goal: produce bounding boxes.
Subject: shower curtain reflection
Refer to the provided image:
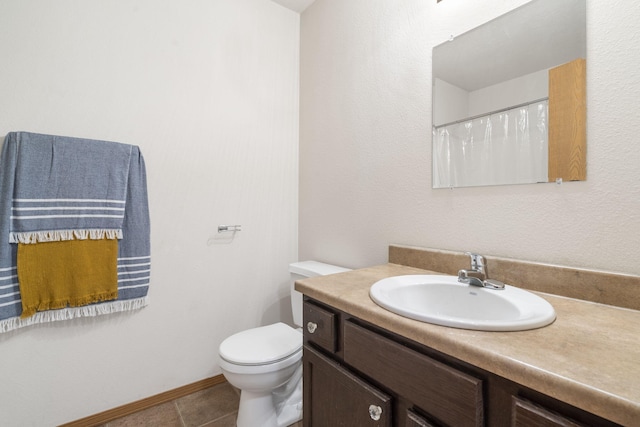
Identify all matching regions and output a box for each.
[433,100,548,188]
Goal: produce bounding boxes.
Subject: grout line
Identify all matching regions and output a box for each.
[198,411,237,427]
[199,410,238,426]
[174,400,187,427]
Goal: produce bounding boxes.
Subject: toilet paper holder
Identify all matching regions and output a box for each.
[218,225,242,233]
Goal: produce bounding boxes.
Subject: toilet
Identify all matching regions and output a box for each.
[218,261,350,427]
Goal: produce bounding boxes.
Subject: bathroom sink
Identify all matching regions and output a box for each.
[369,275,556,331]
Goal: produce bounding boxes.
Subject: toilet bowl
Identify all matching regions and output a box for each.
[218,261,350,427]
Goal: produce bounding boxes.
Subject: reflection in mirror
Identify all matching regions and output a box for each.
[432,0,586,189]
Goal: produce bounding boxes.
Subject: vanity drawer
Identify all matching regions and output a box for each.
[406,409,438,427]
[343,321,484,427]
[303,300,337,353]
[512,397,583,427]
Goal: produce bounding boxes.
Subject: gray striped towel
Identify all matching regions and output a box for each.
[0,132,151,332]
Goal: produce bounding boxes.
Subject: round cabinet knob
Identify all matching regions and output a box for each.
[307,321,318,334]
[369,404,383,421]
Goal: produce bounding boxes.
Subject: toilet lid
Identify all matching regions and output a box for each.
[219,322,302,366]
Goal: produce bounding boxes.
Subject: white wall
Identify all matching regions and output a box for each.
[300,0,640,276]
[468,68,548,117]
[0,0,299,425]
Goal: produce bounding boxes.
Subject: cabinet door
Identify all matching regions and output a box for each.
[303,345,392,427]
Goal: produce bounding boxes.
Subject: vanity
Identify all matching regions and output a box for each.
[297,0,624,423]
[295,246,640,426]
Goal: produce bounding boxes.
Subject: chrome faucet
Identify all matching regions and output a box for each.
[458,252,505,290]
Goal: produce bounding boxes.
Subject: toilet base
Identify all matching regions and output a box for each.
[273,364,303,426]
[237,390,279,427]
[235,390,302,427]
[235,365,303,427]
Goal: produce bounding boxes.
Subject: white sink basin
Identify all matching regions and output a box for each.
[369,275,556,331]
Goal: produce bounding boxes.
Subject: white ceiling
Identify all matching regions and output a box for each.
[270,0,316,13]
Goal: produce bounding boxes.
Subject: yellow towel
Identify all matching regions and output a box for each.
[17,239,118,318]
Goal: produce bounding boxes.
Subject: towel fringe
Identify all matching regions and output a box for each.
[0,296,148,333]
[9,229,122,244]
[20,290,120,319]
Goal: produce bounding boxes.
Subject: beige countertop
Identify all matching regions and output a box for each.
[295,263,640,427]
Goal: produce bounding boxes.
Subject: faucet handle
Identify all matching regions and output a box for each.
[465,252,486,273]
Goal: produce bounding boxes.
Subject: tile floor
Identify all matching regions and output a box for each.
[100,382,303,427]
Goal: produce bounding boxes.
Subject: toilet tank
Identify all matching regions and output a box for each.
[289,261,351,327]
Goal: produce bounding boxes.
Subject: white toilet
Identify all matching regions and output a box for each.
[218,261,350,427]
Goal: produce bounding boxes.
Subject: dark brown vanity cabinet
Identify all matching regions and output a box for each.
[302,298,621,427]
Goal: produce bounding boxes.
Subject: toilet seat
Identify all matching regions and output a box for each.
[219,322,302,368]
[219,347,302,375]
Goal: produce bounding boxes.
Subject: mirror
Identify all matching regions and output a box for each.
[432,0,586,189]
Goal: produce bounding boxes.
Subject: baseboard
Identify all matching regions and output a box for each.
[59,375,227,427]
